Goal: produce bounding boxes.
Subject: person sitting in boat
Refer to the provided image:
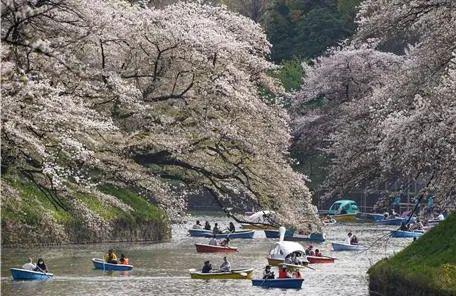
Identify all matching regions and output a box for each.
[105,249,118,264]
[437,212,445,221]
[278,266,290,278]
[219,257,231,272]
[346,232,359,245]
[204,221,211,230]
[208,235,218,246]
[22,257,36,271]
[411,219,424,231]
[193,220,203,229]
[305,245,315,256]
[315,249,322,257]
[228,222,236,233]
[219,237,230,247]
[262,265,275,279]
[202,261,212,273]
[119,254,129,265]
[292,270,302,279]
[34,258,48,273]
[213,223,221,235]
[399,222,410,231]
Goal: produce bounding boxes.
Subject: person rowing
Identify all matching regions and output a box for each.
[263,265,275,279]
[202,260,212,273]
[34,258,48,273]
[228,222,236,233]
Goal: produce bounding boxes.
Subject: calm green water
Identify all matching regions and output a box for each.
[1,214,410,296]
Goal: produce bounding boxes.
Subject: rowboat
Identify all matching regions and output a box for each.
[306,255,335,264]
[188,229,255,239]
[188,229,212,237]
[10,268,54,281]
[332,214,358,222]
[264,229,294,239]
[240,224,271,230]
[252,278,304,289]
[284,232,325,242]
[189,268,253,279]
[92,258,133,271]
[195,243,238,253]
[390,230,424,238]
[331,242,367,251]
[356,213,385,222]
[375,217,406,225]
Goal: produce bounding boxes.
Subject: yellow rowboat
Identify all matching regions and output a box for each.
[189,268,254,279]
[332,214,358,223]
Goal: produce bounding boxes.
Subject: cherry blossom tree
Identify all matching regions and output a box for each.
[294,0,455,208]
[2,0,319,227]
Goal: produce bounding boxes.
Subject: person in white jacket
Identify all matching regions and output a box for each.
[22,257,36,271]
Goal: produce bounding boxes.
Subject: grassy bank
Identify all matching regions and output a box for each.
[1,174,170,247]
[368,214,456,296]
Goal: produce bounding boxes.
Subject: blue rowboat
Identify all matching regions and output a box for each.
[284,232,325,242]
[10,268,53,281]
[188,229,212,237]
[92,258,133,271]
[332,242,367,251]
[204,230,255,239]
[264,229,295,239]
[390,230,424,238]
[375,217,405,225]
[252,278,304,289]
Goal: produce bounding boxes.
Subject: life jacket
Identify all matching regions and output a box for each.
[119,258,129,265]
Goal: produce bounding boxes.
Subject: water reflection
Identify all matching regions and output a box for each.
[1,213,410,296]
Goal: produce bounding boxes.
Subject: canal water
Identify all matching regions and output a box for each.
[1,213,410,296]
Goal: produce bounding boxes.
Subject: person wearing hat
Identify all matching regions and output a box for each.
[202,260,212,273]
[104,249,118,264]
[263,265,275,279]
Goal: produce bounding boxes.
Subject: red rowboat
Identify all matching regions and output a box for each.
[195,243,238,253]
[307,255,335,264]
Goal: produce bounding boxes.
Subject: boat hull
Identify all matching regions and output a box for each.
[252,278,304,289]
[332,242,366,251]
[189,229,254,239]
[195,243,238,253]
[190,269,253,279]
[92,258,133,271]
[332,214,358,222]
[264,229,294,239]
[356,213,385,222]
[266,257,308,267]
[284,233,325,242]
[307,256,335,264]
[390,230,424,238]
[375,218,405,225]
[10,268,53,281]
[240,224,270,230]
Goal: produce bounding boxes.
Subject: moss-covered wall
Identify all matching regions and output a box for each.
[1,175,171,247]
[368,214,456,296]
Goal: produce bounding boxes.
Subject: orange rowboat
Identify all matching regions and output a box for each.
[195,243,238,253]
[307,255,335,264]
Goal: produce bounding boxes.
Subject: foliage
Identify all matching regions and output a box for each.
[369,214,456,293]
[265,0,361,61]
[1,0,319,228]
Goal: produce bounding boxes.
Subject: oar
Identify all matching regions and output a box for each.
[231,270,248,277]
[188,268,196,272]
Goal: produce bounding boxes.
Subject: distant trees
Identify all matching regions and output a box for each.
[1,1,318,226]
[294,0,456,207]
[265,0,361,61]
